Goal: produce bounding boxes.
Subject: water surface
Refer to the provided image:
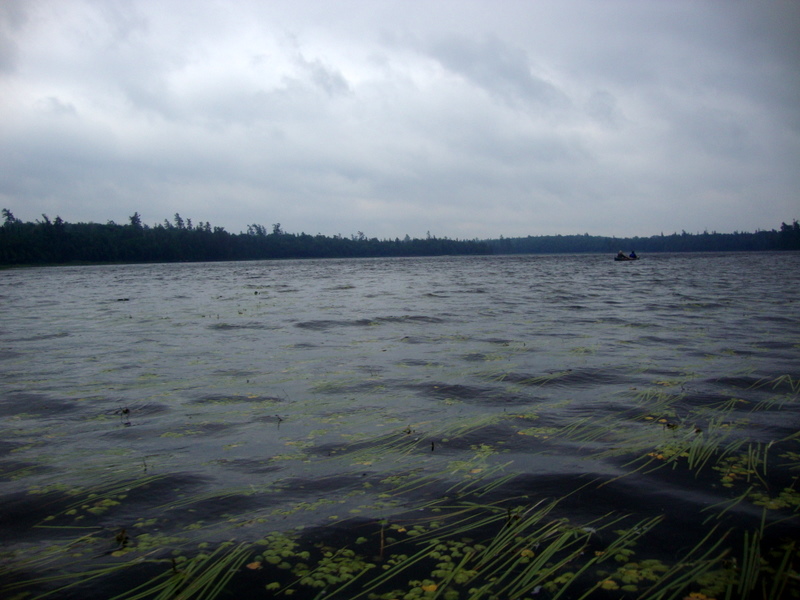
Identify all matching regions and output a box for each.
[1,253,799,599]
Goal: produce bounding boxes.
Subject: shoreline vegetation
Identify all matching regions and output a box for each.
[1,209,799,266]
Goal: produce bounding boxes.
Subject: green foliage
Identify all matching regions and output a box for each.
[2,210,798,265]
[487,220,800,253]
[0,211,490,265]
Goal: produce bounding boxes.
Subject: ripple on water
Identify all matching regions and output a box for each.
[0,393,82,418]
[1,253,798,599]
[496,367,634,389]
[190,394,284,405]
[295,314,445,331]
[208,322,281,331]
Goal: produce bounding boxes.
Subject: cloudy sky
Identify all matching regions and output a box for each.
[1,1,798,239]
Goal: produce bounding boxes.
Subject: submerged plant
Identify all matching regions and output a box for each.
[3,357,799,600]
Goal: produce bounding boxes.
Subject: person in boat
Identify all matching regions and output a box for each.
[617,250,627,259]
[629,250,637,258]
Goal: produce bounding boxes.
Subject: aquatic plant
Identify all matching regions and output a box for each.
[2,254,799,600]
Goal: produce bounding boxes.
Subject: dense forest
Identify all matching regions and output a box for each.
[0,210,490,265]
[488,221,800,254]
[1,209,798,266]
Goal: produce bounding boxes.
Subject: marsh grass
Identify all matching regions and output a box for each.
[109,542,251,600]
[2,372,799,600]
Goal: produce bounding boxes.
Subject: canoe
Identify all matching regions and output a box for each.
[614,256,639,261]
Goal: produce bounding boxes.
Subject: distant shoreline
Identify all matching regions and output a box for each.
[1,212,798,267]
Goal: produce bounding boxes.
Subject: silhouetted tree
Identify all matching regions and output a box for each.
[2,209,797,266]
[2,208,19,225]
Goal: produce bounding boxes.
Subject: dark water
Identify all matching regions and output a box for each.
[1,253,799,599]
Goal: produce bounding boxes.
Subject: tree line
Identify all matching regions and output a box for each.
[1,209,798,266]
[0,210,490,265]
[488,222,800,254]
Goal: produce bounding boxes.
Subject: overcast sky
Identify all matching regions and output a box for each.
[1,0,798,239]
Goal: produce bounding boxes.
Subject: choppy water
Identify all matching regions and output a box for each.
[1,253,799,599]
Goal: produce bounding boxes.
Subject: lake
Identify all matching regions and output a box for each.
[1,253,799,600]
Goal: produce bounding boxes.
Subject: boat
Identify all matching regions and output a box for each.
[614,255,639,261]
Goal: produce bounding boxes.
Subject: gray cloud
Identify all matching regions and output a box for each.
[0,0,797,239]
[426,34,568,111]
[293,53,351,97]
[0,0,27,73]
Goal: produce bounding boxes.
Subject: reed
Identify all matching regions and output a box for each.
[3,367,799,600]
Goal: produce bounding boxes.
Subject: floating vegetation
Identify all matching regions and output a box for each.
[4,379,799,600]
[2,256,799,599]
